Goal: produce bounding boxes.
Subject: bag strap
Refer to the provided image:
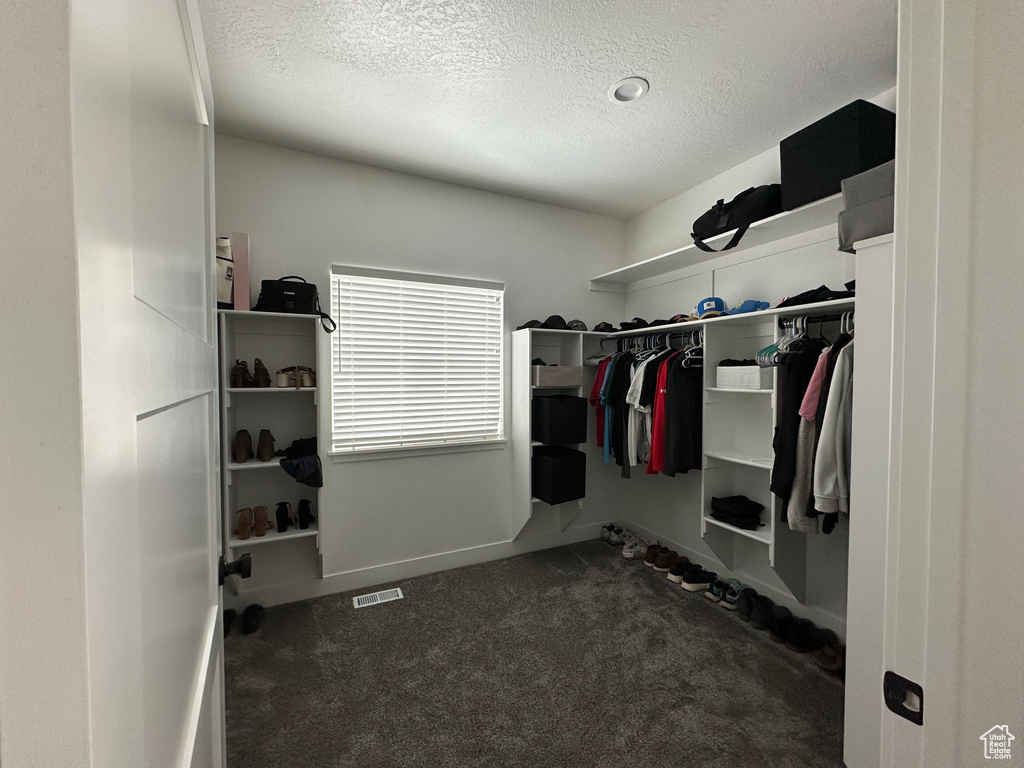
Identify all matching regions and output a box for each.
[692,221,751,253]
[277,275,308,283]
[315,296,337,333]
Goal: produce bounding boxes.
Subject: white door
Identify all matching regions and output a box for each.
[74,0,226,766]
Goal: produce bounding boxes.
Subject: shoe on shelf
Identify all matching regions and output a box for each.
[233,430,254,464]
[252,505,274,537]
[621,537,649,560]
[256,429,275,462]
[666,559,694,584]
[275,501,292,533]
[768,605,795,643]
[750,595,776,630]
[721,581,753,610]
[234,507,254,540]
[297,499,316,529]
[253,358,272,388]
[681,566,717,593]
[230,359,254,388]
[653,549,684,573]
[297,365,316,388]
[735,588,759,620]
[785,618,827,654]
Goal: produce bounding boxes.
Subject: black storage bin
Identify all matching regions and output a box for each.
[780,99,896,211]
[532,446,586,505]
[532,394,587,445]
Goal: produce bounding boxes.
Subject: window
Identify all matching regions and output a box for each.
[330,266,504,456]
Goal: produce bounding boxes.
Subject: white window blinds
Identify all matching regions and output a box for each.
[330,267,504,454]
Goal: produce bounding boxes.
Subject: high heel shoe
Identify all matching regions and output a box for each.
[275,501,292,532]
[256,429,275,462]
[233,430,254,463]
[297,498,316,530]
[230,360,254,388]
[253,358,272,388]
[234,507,254,540]
[252,505,274,537]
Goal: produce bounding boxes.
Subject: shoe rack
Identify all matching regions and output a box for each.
[217,310,323,583]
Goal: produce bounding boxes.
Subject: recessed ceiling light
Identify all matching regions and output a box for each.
[609,77,649,103]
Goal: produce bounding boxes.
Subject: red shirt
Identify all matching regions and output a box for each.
[648,351,682,473]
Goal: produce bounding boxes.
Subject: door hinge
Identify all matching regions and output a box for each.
[883,670,924,725]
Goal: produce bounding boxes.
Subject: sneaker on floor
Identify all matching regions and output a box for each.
[681,566,717,592]
[735,588,758,620]
[653,548,684,572]
[721,581,752,610]
[768,605,795,643]
[643,546,664,568]
[785,618,827,654]
[607,526,629,545]
[600,524,615,542]
[621,537,649,560]
[704,577,735,603]
[750,595,776,630]
[666,558,694,583]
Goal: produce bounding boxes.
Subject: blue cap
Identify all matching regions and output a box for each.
[696,297,727,318]
[721,299,770,316]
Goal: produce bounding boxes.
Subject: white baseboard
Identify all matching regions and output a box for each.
[615,519,848,640]
[225,522,607,610]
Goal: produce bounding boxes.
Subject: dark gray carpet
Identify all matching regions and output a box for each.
[225,541,844,768]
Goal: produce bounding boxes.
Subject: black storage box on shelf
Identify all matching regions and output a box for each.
[532,394,587,445]
[532,446,586,505]
[780,99,896,211]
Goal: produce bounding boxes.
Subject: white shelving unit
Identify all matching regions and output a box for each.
[698,298,855,601]
[511,329,591,539]
[218,310,324,581]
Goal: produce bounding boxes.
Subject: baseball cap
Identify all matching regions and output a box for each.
[696,297,727,319]
[618,317,649,331]
[593,322,615,332]
[721,299,770,316]
[541,315,569,330]
[567,319,588,331]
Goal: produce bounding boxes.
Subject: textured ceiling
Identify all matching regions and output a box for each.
[198,0,897,218]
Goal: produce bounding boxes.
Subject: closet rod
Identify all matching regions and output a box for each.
[777,310,854,327]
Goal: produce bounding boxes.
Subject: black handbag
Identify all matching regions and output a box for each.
[252,276,337,333]
[691,184,782,252]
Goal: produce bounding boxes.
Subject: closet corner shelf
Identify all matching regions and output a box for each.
[228,457,283,471]
[704,450,773,470]
[217,309,318,322]
[702,516,771,545]
[589,193,844,291]
[225,387,317,393]
[229,522,319,549]
[705,387,772,394]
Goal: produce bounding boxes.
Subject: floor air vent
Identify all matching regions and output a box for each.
[353,587,404,609]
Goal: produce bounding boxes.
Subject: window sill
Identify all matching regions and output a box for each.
[330,439,508,463]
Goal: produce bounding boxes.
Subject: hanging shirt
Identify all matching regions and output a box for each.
[589,356,612,448]
[647,351,683,474]
[814,340,855,532]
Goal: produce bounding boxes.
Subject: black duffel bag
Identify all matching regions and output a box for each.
[252,275,337,332]
[691,184,782,252]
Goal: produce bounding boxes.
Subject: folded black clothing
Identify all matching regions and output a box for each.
[719,358,757,367]
[712,495,765,518]
[281,455,323,487]
[531,358,547,366]
[711,511,765,531]
[274,437,316,460]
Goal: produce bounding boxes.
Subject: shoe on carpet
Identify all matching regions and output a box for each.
[600,524,614,542]
[608,526,630,545]
[769,605,795,643]
[750,595,776,630]
[223,609,237,637]
[643,546,665,568]
[812,629,846,671]
[241,604,265,635]
[681,566,717,592]
[621,537,649,560]
[785,618,827,654]
[735,588,759,621]
[666,558,693,583]
[653,548,683,572]
[721,581,752,610]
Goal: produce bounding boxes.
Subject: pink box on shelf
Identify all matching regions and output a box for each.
[231,232,250,310]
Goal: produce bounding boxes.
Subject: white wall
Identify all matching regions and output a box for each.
[0,2,92,765]
[214,135,626,604]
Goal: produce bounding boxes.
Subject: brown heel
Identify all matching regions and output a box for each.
[252,505,273,537]
[233,430,254,463]
[253,358,272,388]
[234,508,254,540]
[231,360,254,388]
[256,429,275,461]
